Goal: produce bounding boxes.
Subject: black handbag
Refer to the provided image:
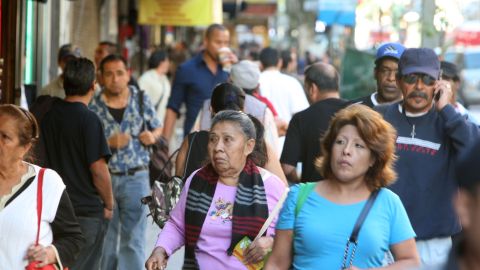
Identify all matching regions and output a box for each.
[138,90,172,185]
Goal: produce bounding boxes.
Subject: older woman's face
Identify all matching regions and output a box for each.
[208,121,254,176]
[330,124,374,185]
[0,114,30,164]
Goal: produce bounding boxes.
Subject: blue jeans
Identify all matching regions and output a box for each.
[101,170,149,270]
[71,216,108,270]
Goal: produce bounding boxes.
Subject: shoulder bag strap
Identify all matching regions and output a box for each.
[350,189,380,243]
[342,189,380,269]
[182,132,198,179]
[35,168,46,245]
[138,90,147,132]
[254,188,290,241]
[295,182,316,217]
[154,93,164,112]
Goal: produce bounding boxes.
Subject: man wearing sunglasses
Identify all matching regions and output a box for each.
[376,48,480,268]
[352,42,405,107]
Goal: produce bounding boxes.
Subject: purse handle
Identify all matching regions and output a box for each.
[254,188,289,241]
[35,168,46,245]
[341,189,380,269]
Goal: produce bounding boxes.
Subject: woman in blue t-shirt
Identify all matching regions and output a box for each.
[265,104,420,270]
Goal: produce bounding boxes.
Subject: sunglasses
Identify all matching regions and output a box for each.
[402,73,436,86]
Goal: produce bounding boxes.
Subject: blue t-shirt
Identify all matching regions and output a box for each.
[276,185,415,269]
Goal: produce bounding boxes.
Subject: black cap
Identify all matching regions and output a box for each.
[398,48,440,79]
[456,141,480,192]
[440,61,460,81]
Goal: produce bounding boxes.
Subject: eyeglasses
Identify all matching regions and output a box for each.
[402,73,436,86]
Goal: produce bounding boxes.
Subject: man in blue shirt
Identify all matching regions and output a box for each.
[376,48,480,267]
[162,24,233,141]
[89,54,162,270]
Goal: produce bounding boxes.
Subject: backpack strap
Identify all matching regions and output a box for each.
[295,182,316,217]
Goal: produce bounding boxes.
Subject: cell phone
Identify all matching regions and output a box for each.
[434,90,442,102]
[434,70,443,102]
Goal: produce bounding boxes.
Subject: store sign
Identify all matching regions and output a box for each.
[139,0,222,26]
[317,0,357,26]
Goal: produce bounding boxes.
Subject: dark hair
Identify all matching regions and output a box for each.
[304,62,339,92]
[99,41,118,54]
[248,115,268,166]
[280,50,292,70]
[205,24,227,39]
[0,104,39,161]
[210,110,267,166]
[210,83,246,113]
[316,104,397,190]
[63,58,96,96]
[99,54,128,73]
[259,47,279,68]
[148,50,168,69]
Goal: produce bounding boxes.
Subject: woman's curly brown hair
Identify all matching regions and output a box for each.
[315,104,398,190]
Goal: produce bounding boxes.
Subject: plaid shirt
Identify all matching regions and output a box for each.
[89,86,161,172]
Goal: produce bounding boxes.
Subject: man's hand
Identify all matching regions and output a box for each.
[108,133,131,149]
[434,79,453,112]
[104,207,113,220]
[139,130,157,146]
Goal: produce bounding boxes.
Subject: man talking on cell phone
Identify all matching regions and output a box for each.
[374,48,480,268]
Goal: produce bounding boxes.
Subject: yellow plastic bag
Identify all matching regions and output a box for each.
[232,236,264,270]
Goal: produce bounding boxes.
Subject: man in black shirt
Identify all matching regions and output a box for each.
[352,42,405,107]
[40,58,113,270]
[280,62,349,183]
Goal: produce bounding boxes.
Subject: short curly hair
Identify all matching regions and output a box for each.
[315,104,398,190]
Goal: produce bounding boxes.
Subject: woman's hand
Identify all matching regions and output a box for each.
[26,244,56,267]
[243,236,274,265]
[145,247,168,270]
[345,266,362,270]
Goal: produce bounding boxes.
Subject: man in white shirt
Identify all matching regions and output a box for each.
[258,47,309,154]
[138,50,171,122]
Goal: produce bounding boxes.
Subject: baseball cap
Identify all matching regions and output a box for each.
[230,60,261,90]
[58,44,81,62]
[398,48,440,79]
[375,42,405,64]
[440,61,460,81]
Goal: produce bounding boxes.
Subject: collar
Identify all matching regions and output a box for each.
[370,92,379,106]
[194,51,223,70]
[397,103,431,117]
[261,69,281,75]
